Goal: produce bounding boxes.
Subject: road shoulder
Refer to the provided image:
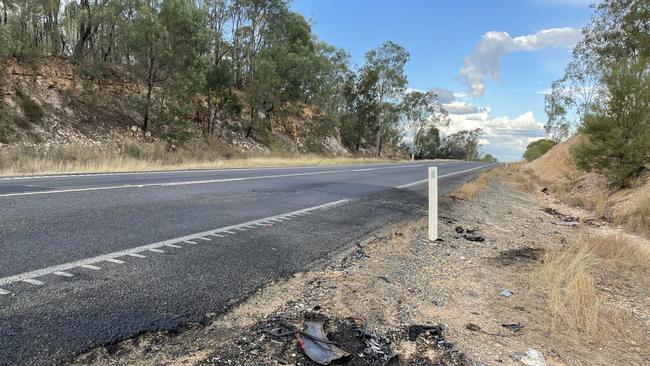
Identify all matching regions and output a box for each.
[70,173,650,366]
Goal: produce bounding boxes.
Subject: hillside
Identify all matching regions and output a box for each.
[0,57,353,154]
[525,135,650,233]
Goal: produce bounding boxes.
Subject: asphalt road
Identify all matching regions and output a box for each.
[0,160,492,365]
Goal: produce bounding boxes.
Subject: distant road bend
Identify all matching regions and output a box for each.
[0,160,491,365]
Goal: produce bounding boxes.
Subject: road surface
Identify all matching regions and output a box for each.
[0,160,491,365]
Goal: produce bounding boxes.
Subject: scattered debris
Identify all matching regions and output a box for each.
[500,290,513,298]
[407,324,442,342]
[542,207,579,224]
[296,321,352,365]
[541,187,548,194]
[455,226,464,234]
[520,348,548,366]
[501,323,524,332]
[354,324,399,365]
[465,323,481,332]
[462,233,485,242]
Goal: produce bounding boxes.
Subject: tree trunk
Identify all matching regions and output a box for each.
[246,105,255,138]
[376,134,383,157]
[72,0,92,60]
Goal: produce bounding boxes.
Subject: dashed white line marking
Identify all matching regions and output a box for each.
[127,253,146,258]
[233,228,247,231]
[165,244,182,248]
[22,279,44,286]
[184,240,198,244]
[80,264,101,270]
[210,234,225,238]
[0,288,11,295]
[199,237,212,241]
[396,165,492,189]
[0,198,351,287]
[105,258,125,264]
[53,271,75,278]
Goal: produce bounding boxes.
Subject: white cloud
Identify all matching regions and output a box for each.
[441,103,546,161]
[443,101,480,115]
[459,27,581,96]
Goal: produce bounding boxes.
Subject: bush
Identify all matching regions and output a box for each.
[572,60,650,187]
[16,89,44,124]
[523,139,555,161]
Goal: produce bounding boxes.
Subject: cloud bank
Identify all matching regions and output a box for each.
[459,27,581,96]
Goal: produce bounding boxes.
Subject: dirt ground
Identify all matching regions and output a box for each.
[70,174,650,366]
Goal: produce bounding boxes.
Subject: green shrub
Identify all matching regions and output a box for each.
[523,139,555,161]
[572,60,650,188]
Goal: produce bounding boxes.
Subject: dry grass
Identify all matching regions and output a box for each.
[619,192,650,237]
[533,232,650,343]
[0,140,399,176]
[451,172,489,200]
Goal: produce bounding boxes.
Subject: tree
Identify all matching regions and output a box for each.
[414,126,440,159]
[401,90,448,160]
[523,138,555,161]
[550,0,650,187]
[573,59,650,187]
[480,153,497,163]
[439,129,483,161]
[128,0,207,132]
[544,58,602,142]
[363,41,409,157]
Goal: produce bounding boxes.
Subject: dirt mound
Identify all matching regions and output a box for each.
[525,135,582,184]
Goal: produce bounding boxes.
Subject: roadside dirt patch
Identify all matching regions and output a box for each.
[493,247,544,266]
[69,176,650,366]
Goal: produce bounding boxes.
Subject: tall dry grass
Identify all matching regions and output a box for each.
[534,232,650,342]
[0,140,397,176]
[619,192,650,237]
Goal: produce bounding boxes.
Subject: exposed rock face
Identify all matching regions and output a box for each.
[0,57,363,157]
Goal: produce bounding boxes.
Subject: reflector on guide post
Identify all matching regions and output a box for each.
[428,167,438,241]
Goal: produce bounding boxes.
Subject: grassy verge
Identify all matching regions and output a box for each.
[532,232,650,343]
[0,141,401,176]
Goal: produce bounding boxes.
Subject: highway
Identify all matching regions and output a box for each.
[0,160,491,365]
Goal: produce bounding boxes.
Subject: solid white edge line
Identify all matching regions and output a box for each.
[396,164,493,189]
[0,162,459,182]
[0,164,435,198]
[0,198,351,287]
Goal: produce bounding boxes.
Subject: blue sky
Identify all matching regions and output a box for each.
[290,0,593,160]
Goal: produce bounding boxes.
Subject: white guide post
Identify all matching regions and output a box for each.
[428,167,438,241]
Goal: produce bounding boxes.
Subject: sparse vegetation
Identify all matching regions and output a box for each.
[0,140,395,176]
[451,172,489,200]
[619,192,650,237]
[533,232,649,343]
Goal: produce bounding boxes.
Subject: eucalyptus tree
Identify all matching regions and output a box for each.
[362,41,409,157]
[401,90,448,160]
